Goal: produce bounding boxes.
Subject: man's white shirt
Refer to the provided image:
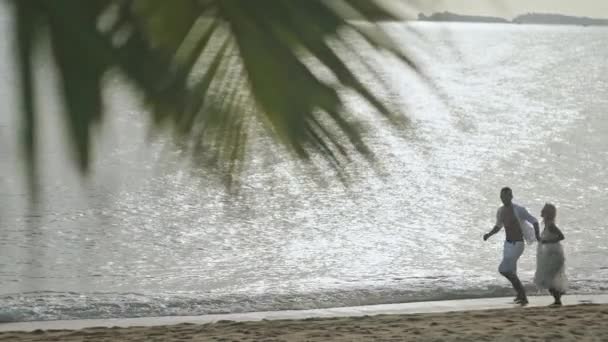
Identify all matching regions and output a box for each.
[495,203,539,244]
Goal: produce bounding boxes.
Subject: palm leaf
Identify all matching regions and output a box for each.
[10,0,417,186]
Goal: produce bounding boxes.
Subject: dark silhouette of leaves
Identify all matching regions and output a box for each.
[10,0,417,187]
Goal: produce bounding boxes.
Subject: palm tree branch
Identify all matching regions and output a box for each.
[11,0,417,188]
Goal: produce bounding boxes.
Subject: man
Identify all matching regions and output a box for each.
[484,187,540,305]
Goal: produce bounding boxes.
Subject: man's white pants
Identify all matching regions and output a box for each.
[499,241,525,274]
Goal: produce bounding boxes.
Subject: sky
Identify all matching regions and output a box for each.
[401,0,608,19]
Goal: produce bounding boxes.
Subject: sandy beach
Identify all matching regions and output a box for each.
[1,303,607,341]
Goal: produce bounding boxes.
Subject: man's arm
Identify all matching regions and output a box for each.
[521,207,541,241]
[532,222,540,241]
[484,225,502,241]
[485,208,503,241]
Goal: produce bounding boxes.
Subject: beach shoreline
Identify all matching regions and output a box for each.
[1,295,607,341]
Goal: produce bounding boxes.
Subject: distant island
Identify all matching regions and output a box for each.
[418,12,608,26]
[512,13,608,26]
[418,12,508,24]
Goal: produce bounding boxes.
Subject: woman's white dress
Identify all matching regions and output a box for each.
[534,225,567,292]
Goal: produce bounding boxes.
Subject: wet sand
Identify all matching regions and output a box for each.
[1,303,607,341]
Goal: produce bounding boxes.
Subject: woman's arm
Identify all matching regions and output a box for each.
[551,225,565,241]
[542,225,565,243]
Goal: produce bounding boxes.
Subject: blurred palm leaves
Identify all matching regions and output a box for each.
[12,0,416,187]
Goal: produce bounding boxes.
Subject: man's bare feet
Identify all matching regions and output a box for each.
[514,297,528,305]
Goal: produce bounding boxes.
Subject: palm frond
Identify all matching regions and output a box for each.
[10,0,417,186]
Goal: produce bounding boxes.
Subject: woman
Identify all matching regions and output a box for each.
[534,203,567,306]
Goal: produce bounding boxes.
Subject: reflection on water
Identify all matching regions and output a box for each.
[1,17,608,321]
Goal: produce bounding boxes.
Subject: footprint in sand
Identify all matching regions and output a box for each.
[570,329,585,336]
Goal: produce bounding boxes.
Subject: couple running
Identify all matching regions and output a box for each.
[484,187,567,306]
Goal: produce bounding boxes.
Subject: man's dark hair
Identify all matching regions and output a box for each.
[501,187,512,194]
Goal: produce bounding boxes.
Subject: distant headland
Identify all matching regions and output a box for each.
[417,12,508,24]
[417,12,608,26]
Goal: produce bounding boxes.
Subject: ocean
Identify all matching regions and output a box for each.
[1,10,607,322]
